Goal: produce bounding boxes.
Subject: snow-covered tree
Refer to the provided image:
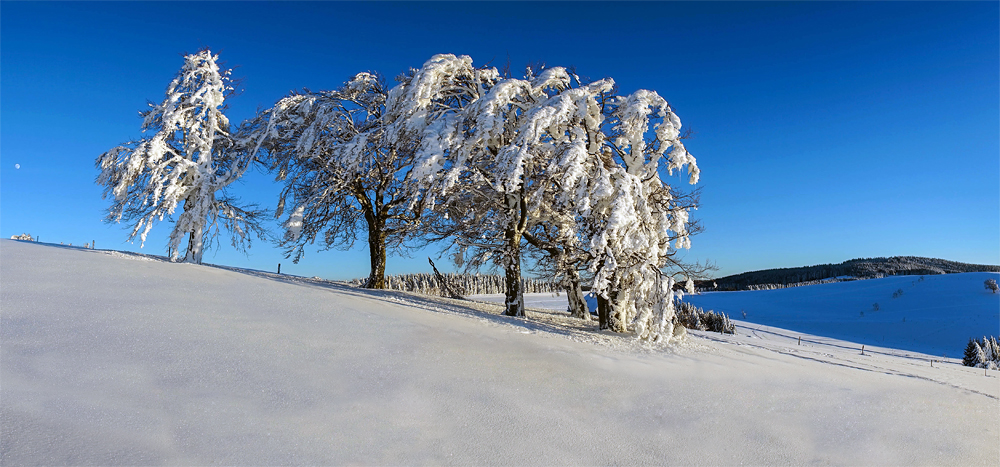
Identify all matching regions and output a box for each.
[389,55,703,338]
[386,55,615,317]
[240,73,425,288]
[97,50,265,263]
[985,278,998,293]
[963,336,1000,369]
[964,338,980,366]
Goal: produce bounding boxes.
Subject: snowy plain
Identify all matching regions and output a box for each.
[2,240,997,465]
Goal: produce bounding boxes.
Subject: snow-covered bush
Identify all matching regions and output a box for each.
[10,233,33,241]
[985,278,998,294]
[675,301,735,334]
[97,50,266,264]
[963,336,1000,369]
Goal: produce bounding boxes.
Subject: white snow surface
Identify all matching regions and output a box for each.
[2,240,997,465]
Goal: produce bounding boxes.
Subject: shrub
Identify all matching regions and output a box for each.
[675,301,735,334]
[985,278,998,294]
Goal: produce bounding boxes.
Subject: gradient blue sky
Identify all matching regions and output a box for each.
[2,1,998,280]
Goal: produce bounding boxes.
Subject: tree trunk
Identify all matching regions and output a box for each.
[503,192,526,317]
[597,293,611,330]
[356,183,388,290]
[502,227,524,317]
[184,225,204,264]
[597,289,624,332]
[609,293,627,333]
[503,257,524,317]
[365,227,387,289]
[564,269,589,320]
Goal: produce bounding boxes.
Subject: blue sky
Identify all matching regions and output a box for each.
[2,1,997,280]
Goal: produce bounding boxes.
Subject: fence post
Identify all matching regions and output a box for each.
[278,263,281,274]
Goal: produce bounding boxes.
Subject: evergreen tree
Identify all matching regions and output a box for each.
[963,338,980,367]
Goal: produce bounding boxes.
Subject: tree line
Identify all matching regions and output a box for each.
[96,50,707,341]
[705,256,1000,291]
[349,273,560,297]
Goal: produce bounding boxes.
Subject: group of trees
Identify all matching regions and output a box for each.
[98,51,705,340]
[963,336,999,369]
[709,257,1000,291]
[349,273,560,297]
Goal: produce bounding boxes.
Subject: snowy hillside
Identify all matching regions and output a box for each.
[2,240,997,465]
[681,273,1000,357]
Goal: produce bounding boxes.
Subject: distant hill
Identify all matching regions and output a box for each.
[705,256,1000,291]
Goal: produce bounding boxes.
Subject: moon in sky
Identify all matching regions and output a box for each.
[14,164,20,169]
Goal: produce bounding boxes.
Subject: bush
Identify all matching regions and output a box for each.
[985,278,998,294]
[675,301,735,334]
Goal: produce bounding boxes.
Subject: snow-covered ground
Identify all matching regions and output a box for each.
[681,273,1000,357]
[3,240,997,465]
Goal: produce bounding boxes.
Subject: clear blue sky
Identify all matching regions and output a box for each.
[2,1,997,280]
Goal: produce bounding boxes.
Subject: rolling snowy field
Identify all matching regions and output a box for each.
[2,240,997,465]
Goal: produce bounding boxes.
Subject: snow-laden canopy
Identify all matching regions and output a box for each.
[239,72,424,288]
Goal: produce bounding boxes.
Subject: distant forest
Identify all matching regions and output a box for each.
[350,273,561,297]
[702,257,1000,291]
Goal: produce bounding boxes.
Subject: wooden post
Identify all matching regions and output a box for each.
[861,345,865,356]
[278,263,281,274]
[797,336,801,346]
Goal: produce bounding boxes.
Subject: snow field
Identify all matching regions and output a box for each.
[2,240,997,465]
[681,273,1000,357]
